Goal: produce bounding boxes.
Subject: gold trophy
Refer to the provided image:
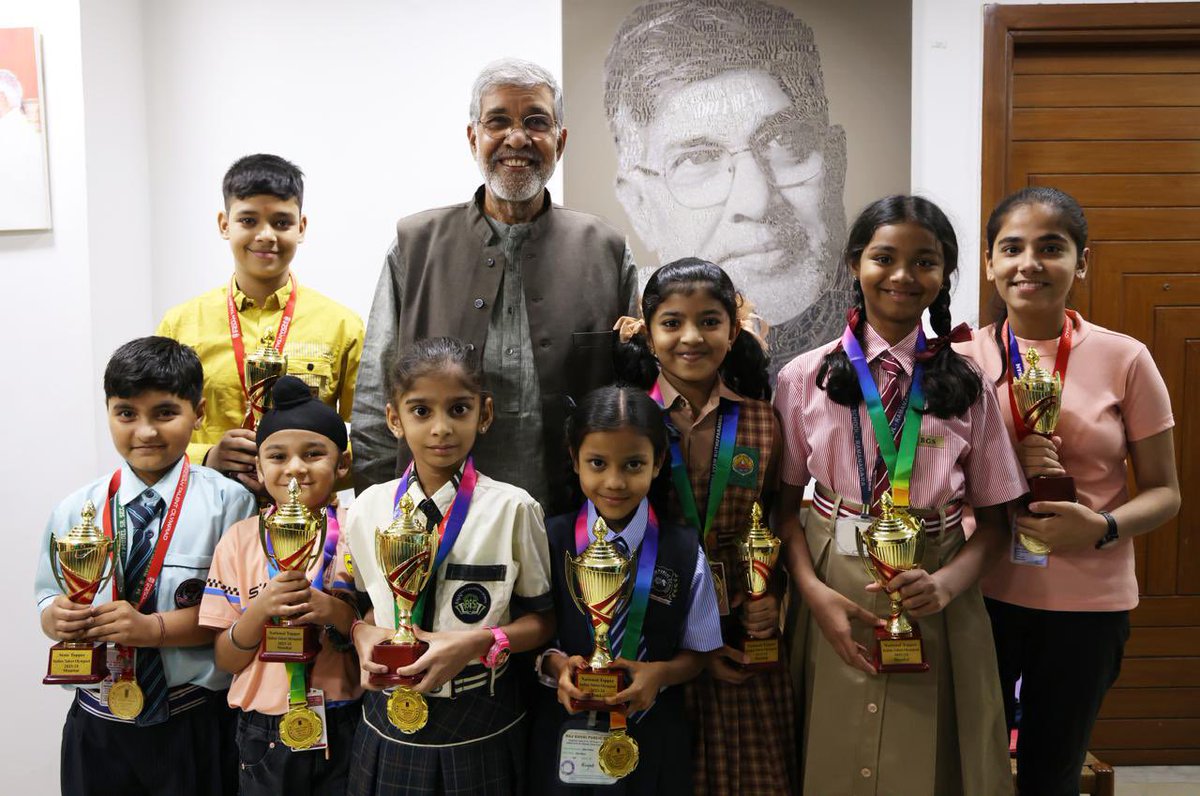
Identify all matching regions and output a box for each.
[259,478,327,663]
[1011,348,1077,555]
[734,503,782,670]
[856,493,930,673]
[242,329,288,429]
[565,517,639,778]
[44,501,115,684]
[372,494,438,733]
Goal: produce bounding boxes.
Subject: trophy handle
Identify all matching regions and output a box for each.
[95,544,115,593]
[258,512,282,573]
[48,534,68,596]
[565,551,587,616]
[306,512,329,574]
[853,527,884,588]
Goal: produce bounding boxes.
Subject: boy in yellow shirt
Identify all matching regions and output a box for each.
[158,154,363,494]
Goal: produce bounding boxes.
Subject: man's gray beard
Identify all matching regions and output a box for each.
[480,160,554,203]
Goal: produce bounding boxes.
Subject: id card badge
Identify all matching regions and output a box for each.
[1010,518,1049,568]
[710,561,731,616]
[558,715,619,786]
[300,688,330,753]
[835,516,873,557]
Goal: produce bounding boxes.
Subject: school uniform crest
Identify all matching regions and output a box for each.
[174,578,205,608]
[730,446,760,488]
[650,565,680,605]
[452,583,491,623]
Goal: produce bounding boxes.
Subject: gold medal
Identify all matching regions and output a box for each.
[279,705,323,750]
[107,679,144,720]
[597,729,639,778]
[1019,532,1052,555]
[386,686,428,734]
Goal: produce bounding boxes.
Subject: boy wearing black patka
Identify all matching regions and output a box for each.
[35,337,257,795]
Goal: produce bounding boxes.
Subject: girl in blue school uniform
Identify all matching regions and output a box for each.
[530,385,724,794]
[344,337,556,796]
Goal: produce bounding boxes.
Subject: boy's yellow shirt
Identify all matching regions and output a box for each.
[157,278,363,474]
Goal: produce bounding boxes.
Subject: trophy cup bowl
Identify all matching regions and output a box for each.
[565,517,634,712]
[1012,348,1076,555]
[45,501,115,685]
[734,502,782,671]
[370,494,438,688]
[243,330,288,429]
[258,478,327,663]
[855,494,930,673]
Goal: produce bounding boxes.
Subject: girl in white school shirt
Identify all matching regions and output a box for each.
[344,337,555,796]
[774,195,1025,795]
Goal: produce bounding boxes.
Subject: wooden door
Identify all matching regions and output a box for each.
[983,4,1200,766]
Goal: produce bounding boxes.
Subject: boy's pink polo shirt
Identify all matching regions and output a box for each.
[956,316,1174,612]
[200,508,363,714]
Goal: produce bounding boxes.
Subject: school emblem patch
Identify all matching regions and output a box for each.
[729,446,760,488]
[650,565,679,605]
[174,578,204,608]
[451,584,491,623]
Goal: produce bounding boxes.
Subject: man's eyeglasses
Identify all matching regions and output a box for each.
[475,113,557,141]
[640,117,827,210]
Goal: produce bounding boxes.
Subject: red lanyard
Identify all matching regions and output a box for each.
[1003,310,1076,440]
[226,275,298,402]
[101,457,191,608]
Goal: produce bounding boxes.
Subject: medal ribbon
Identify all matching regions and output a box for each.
[226,274,298,423]
[841,326,925,508]
[573,501,659,661]
[647,382,739,549]
[392,458,478,628]
[102,457,191,608]
[1003,310,1076,440]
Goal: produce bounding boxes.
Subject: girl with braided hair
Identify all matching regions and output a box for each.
[774,195,1025,794]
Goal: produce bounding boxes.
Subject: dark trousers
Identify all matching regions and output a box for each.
[237,701,362,796]
[61,688,231,796]
[986,598,1130,796]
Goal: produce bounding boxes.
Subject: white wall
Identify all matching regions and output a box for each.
[910,0,1181,328]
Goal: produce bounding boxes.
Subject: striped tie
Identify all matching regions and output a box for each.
[871,353,904,511]
[606,535,650,722]
[125,490,169,726]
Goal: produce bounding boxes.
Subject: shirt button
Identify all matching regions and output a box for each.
[861,768,872,778]
[505,347,516,356]
[540,339,550,348]
[486,258,495,267]
[867,703,878,714]
[473,298,486,309]
[465,343,475,352]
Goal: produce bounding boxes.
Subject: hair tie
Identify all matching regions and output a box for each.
[845,306,862,331]
[915,322,973,362]
[734,295,770,352]
[613,315,646,344]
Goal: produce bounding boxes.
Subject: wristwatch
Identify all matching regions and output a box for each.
[480,626,511,669]
[1095,511,1119,549]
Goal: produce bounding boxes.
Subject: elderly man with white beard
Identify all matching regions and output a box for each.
[351,58,637,514]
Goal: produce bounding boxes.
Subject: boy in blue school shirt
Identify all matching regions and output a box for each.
[35,336,257,796]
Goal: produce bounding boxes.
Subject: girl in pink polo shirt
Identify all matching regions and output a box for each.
[774,195,1026,795]
[957,187,1179,796]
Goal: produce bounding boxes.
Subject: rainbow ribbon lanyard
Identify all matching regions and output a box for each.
[264,505,338,710]
[393,458,478,628]
[842,326,926,509]
[1003,310,1075,440]
[648,383,739,549]
[574,500,659,661]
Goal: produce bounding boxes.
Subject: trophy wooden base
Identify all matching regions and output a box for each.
[736,635,781,672]
[44,641,107,685]
[1030,474,1077,506]
[259,622,320,663]
[570,667,626,712]
[873,625,929,674]
[370,640,429,687]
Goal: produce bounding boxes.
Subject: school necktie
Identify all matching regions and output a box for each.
[417,499,442,632]
[871,352,904,511]
[606,536,649,664]
[124,489,169,726]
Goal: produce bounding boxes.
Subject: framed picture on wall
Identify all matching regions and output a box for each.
[0,27,51,231]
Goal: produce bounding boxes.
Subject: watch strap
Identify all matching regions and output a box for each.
[1095,511,1119,549]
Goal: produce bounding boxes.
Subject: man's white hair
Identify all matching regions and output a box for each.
[469,58,564,125]
[0,70,23,110]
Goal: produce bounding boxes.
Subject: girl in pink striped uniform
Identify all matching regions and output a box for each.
[774,195,1026,795]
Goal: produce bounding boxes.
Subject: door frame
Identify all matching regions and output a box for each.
[979,1,1200,321]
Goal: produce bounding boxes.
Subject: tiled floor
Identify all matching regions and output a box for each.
[1114,766,1200,796]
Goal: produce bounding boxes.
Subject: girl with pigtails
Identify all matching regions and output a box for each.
[773,196,1026,794]
[613,258,797,795]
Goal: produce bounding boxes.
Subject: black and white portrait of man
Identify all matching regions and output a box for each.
[565,0,910,371]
